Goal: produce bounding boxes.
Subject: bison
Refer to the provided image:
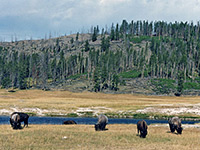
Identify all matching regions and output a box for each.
[168,117,183,134]
[63,120,77,125]
[137,120,148,138]
[95,114,108,131]
[10,112,29,129]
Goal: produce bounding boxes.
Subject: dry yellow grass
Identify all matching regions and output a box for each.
[0,89,200,149]
[1,89,200,117]
[0,124,199,150]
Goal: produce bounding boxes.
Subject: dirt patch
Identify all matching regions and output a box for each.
[151,124,200,129]
[74,107,112,116]
[0,106,113,117]
[136,103,200,115]
[0,107,65,116]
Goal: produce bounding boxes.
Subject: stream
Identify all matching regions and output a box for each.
[0,116,199,125]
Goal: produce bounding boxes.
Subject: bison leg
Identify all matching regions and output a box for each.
[169,124,175,133]
[101,123,106,130]
[99,123,104,130]
[170,127,175,132]
[24,119,28,127]
[17,122,22,129]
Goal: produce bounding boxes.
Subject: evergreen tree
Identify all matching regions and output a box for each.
[111,74,119,91]
[177,70,184,95]
[92,27,97,42]
[18,52,27,89]
[70,37,74,44]
[101,36,110,52]
[93,67,100,92]
[84,40,90,52]
[110,23,115,41]
[115,23,120,40]
[76,32,79,41]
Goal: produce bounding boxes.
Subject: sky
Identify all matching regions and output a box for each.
[1,0,200,41]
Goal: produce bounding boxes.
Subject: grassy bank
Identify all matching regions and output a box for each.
[0,124,199,150]
[0,89,200,120]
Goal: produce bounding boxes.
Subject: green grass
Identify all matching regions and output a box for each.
[25,112,37,116]
[66,73,87,80]
[129,36,151,43]
[79,112,94,117]
[183,82,200,90]
[132,113,150,119]
[119,70,141,78]
[66,113,79,117]
[151,78,176,94]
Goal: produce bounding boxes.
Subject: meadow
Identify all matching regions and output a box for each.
[0,124,199,150]
[0,89,200,149]
[0,89,200,119]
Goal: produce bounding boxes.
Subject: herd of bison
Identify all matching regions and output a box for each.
[10,112,183,138]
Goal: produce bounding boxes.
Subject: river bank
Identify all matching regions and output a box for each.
[0,89,200,121]
[1,106,200,121]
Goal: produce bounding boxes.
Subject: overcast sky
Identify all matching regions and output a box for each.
[1,0,200,41]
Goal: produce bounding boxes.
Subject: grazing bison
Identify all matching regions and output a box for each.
[95,114,108,131]
[10,113,21,129]
[168,117,183,134]
[63,120,77,125]
[137,120,148,138]
[10,112,29,129]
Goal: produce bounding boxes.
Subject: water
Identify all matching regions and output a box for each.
[0,116,199,125]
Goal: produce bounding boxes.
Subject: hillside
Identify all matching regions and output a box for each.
[0,20,200,95]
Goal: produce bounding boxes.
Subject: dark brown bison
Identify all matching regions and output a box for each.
[63,120,77,125]
[95,114,108,131]
[137,120,148,138]
[10,112,29,129]
[10,113,21,129]
[168,117,183,134]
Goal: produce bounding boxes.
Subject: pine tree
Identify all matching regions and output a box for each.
[110,23,115,41]
[177,70,184,95]
[76,32,79,41]
[92,27,97,42]
[84,40,90,52]
[115,23,120,40]
[111,74,119,91]
[70,38,74,44]
[93,67,100,92]
[18,52,27,89]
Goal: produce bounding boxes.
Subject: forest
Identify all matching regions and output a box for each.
[0,20,200,95]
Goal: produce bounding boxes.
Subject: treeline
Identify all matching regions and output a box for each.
[0,20,200,94]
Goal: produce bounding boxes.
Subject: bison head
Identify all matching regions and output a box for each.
[95,124,100,131]
[177,127,183,134]
[12,122,21,129]
[140,130,148,138]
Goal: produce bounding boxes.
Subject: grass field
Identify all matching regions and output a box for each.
[0,89,200,149]
[0,89,200,119]
[0,124,199,150]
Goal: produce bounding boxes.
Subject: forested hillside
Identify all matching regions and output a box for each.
[0,20,200,95]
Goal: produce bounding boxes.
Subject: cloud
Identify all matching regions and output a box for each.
[1,0,200,41]
[99,0,130,5]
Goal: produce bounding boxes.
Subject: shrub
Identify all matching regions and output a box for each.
[119,70,141,78]
[151,78,176,94]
